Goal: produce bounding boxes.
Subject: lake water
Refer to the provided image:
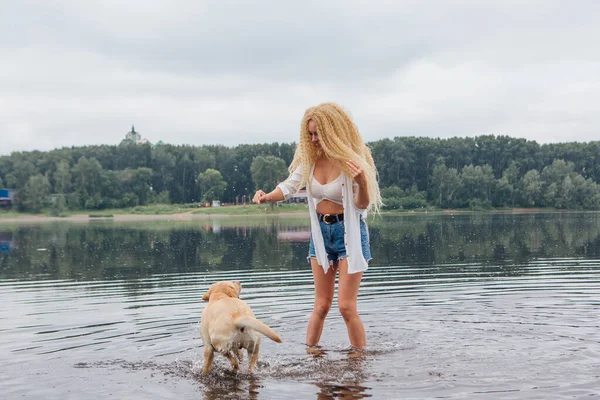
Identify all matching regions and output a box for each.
[0,213,599,399]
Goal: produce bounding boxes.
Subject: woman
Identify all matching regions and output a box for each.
[252,102,381,349]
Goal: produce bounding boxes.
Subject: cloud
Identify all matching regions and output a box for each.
[1,0,600,155]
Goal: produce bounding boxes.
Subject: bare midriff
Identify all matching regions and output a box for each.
[316,199,344,215]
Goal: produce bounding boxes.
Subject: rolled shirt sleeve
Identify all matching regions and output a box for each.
[276,164,304,200]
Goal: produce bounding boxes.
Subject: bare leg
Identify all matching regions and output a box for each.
[202,346,215,375]
[306,259,336,347]
[337,259,366,348]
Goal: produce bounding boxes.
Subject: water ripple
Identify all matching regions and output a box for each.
[1,257,599,398]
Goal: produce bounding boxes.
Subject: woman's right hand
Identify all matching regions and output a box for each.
[253,190,268,204]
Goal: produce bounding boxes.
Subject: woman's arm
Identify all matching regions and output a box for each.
[353,182,370,210]
[252,164,303,204]
[253,187,285,204]
[347,160,370,210]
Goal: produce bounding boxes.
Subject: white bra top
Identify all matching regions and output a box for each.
[311,173,343,205]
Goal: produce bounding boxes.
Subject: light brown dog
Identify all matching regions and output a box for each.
[200,280,282,374]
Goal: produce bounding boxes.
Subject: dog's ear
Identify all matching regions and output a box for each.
[233,281,242,296]
[202,286,212,301]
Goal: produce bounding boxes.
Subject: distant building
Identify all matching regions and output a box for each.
[285,189,308,203]
[126,125,141,142]
[121,125,153,146]
[0,188,15,209]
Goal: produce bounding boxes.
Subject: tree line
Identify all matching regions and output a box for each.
[1,134,600,213]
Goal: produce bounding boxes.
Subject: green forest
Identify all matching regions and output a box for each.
[2,134,600,213]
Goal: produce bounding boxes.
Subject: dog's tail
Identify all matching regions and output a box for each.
[235,316,282,343]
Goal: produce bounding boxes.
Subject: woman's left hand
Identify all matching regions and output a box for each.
[347,160,367,187]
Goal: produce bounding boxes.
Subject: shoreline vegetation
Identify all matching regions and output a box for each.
[0,203,593,224]
[3,136,600,218]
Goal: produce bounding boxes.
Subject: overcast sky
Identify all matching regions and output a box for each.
[1,0,599,155]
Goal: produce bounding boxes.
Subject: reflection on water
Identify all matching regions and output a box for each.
[3,213,600,281]
[310,349,371,400]
[315,382,372,400]
[0,231,14,253]
[0,213,599,399]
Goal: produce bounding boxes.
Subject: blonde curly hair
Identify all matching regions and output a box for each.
[290,102,382,214]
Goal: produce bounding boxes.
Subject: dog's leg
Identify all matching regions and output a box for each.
[202,346,215,375]
[247,342,260,373]
[224,351,239,371]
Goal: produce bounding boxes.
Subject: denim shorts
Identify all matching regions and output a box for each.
[308,218,372,264]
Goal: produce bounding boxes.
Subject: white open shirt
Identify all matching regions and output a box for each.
[277,164,368,274]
